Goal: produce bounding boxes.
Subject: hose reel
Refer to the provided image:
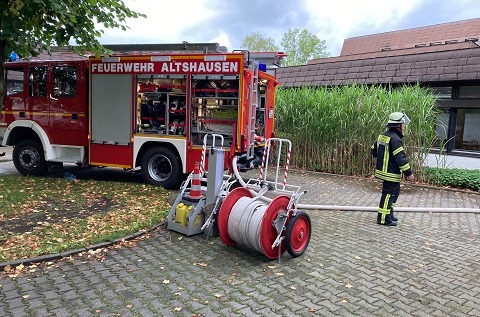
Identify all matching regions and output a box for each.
[217,186,311,260]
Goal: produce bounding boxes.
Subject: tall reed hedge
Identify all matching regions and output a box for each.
[275,84,438,181]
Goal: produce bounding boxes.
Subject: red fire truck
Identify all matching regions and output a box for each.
[0,43,284,189]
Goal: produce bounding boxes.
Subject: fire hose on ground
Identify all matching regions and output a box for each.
[231,156,480,214]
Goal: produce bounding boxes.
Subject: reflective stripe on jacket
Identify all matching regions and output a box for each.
[371,128,412,183]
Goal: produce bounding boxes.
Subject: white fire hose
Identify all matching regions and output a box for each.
[232,156,480,214]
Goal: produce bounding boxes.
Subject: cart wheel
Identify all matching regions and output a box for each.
[285,211,311,257]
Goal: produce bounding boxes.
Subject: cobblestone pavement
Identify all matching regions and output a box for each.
[1,166,480,317]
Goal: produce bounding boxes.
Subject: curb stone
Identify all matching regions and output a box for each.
[0,222,168,270]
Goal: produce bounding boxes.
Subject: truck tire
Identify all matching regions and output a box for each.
[141,146,182,189]
[12,139,48,176]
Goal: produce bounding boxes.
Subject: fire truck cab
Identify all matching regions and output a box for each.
[1,44,283,189]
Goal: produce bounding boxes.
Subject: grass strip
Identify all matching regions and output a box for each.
[0,175,170,262]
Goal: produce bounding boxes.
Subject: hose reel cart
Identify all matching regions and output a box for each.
[218,138,312,261]
[166,136,312,261]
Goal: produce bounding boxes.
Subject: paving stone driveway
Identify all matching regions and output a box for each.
[1,169,480,316]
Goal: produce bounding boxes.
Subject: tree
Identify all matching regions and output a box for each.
[280,28,329,67]
[241,32,279,52]
[0,0,145,107]
[241,29,329,67]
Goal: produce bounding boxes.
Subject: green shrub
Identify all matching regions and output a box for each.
[425,167,480,191]
[275,84,438,182]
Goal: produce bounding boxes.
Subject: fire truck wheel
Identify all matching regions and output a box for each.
[12,139,48,176]
[141,147,182,189]
[285,211,311,257]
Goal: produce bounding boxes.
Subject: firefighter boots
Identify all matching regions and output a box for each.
[390,210,398,222]
[377,213,397,226]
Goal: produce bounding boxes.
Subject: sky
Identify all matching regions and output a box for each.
[98,0,480,57]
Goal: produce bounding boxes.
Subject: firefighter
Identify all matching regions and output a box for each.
[371,112,414,226]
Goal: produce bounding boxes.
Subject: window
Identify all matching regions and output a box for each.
[53,66,77,97]
[459,85,480,99]
[456,108,480,151]
[433,108,449,148]
[28,67,47,96]
[6,68,24,95]
[431,86,452,99]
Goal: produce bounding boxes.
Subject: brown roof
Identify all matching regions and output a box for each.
[340,18,480,56]
[277,18,480,87]
[308,41,476,65]
[276,47,480,87]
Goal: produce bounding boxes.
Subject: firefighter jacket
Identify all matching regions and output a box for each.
[371,128,412,182]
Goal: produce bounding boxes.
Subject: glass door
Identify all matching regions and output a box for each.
[455,108,480,151]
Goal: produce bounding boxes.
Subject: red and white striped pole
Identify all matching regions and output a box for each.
[259,141,269,182]
[283,148,291,189]
[200,142,207,175]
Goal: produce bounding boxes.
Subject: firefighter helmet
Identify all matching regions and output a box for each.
[386,112,410,126]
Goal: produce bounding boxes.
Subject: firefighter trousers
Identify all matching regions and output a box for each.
[377,180,400,224]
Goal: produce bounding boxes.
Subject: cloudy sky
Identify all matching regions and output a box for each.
[98,0,480,56]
